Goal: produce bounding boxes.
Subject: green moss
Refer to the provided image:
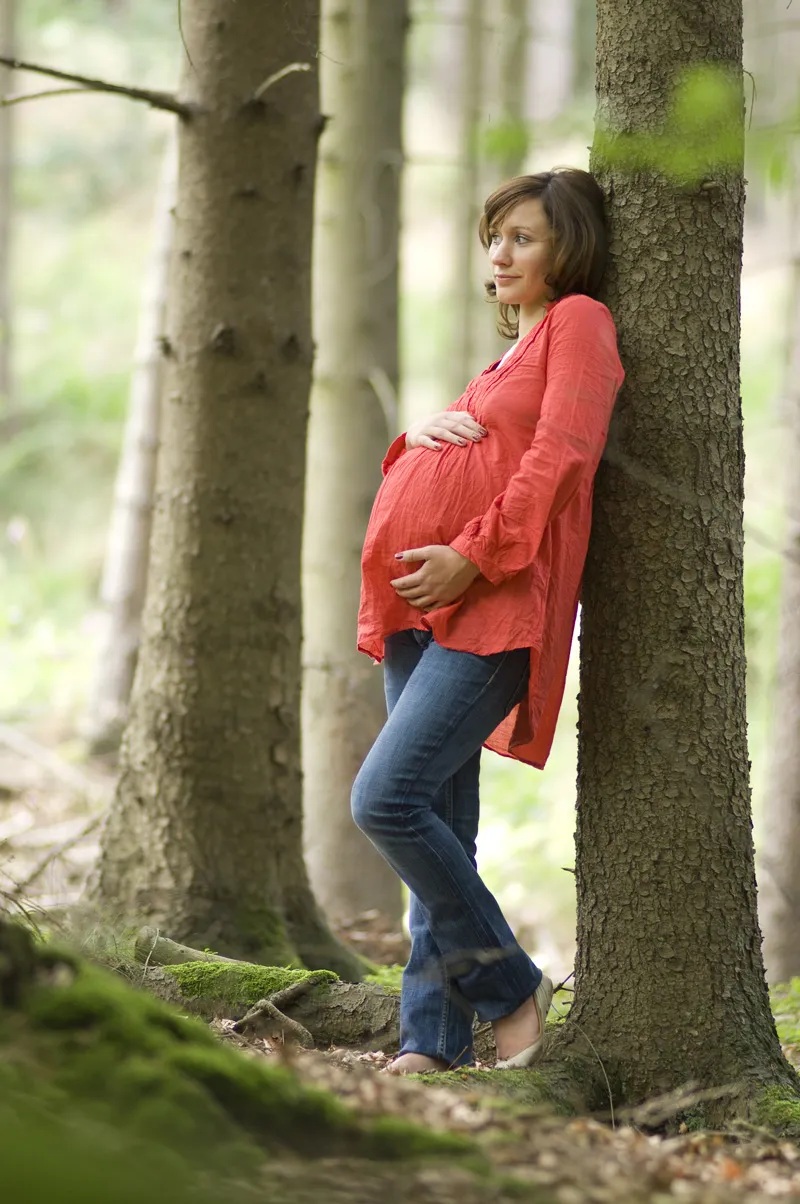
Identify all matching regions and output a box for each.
[0,1093,255,1204]
[412,1065,580,1116]
[231,904,298,965]
[364,963,404,995]
[753,1085,800,1140]
[1,923,482,1174]
[161,960,338,1006]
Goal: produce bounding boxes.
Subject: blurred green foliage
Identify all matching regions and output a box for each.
[593,64,795,185]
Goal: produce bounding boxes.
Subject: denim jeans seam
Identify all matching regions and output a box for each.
[437,972,450,1060]
[405,818,534,1006]
[437,775,455,1060]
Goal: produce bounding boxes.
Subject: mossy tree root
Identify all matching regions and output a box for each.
[141,959,403,1052]
[0,918,476,1177]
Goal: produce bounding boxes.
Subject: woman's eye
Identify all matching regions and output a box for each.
[515,234,529,244]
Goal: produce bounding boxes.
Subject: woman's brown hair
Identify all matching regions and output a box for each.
[479,168,608,340]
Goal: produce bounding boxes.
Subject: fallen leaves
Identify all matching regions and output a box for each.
[208,1020,800,1202]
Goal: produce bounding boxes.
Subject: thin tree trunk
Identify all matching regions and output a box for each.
[573,0,596,108]
[566,0,794,1109]
[0,0,14,407]
[301,0,407,926]
[84,133,177,754]
[88,1,362,981]
[528,0,576,126]
[450,0,491,396]
[496,0,529,181]
[758,134,800,985]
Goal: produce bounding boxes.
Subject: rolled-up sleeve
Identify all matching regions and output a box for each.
[449,296,624,585]
[381,433,408,477]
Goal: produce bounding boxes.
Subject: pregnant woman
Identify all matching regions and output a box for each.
[351,168,625,1074]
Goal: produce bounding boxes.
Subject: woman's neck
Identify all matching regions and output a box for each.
[517,300,550,341]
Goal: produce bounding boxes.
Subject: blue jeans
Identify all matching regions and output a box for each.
[351,628,541,1067]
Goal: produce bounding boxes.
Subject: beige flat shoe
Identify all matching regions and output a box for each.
[495,974,554,1070]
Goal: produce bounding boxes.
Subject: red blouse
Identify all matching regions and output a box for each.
[357,293,624,770]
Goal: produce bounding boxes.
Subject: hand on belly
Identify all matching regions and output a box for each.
[390,544,480,611]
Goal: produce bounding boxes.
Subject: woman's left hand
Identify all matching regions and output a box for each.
[390,545,480,611]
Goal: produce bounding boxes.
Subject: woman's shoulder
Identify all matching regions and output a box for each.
[548,292,616,331]
[543,294,623,379]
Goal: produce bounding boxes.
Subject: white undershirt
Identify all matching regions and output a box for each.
[496,341,520,370]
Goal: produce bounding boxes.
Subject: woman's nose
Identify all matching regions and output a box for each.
[490,239,510,265]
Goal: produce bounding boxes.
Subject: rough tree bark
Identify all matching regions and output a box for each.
[563,0,798,1113]
[84,134,177,754]
[759,120,800,985]
[0,0,14,407]
[301,0,406,927]
[88,1,363,981]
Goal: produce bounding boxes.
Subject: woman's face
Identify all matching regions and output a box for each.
[488,197,553,311]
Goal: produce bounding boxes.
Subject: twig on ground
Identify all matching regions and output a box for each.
[0,56,189,116]
[268,971,335,1011]
[134,927,243,967]
[139,927,160,985]
[0,722,108,804]
[232,973,332,1048]
[12,812,105,894]
[233,997,314,1048]
[615,1080,745,1129]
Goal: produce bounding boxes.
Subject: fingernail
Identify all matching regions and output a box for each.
[394,553,403,559]
[458,438,466,446]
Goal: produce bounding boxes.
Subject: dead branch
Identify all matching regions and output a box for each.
[13,812,105,893]
[1,87,88,107]
[252,61,312,100]
[614,1080,745,1128]
[134,926,243,967]
[233,997,314,1047]
[0,56,190,117]
[268,970,334,1011]
[0,722,108,805]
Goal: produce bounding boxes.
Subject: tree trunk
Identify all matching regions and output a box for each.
[528,0,576,127]
[566,0,795,1109]
[88,1,362,982]
[450,0,503,394]
[573,0,596,109]
[84,134,177,754]
[0,0,14,408]
[758,142,800,985]
[495,0,530,182]
[301,0,406,927]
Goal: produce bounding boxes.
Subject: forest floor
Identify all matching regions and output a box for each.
[3,723,800,1202]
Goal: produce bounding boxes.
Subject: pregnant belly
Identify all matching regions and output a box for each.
[364,439,521,556]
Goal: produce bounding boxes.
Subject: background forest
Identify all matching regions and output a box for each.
[0,0,795,980]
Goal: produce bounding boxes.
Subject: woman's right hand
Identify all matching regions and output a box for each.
[405,411,488,452]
